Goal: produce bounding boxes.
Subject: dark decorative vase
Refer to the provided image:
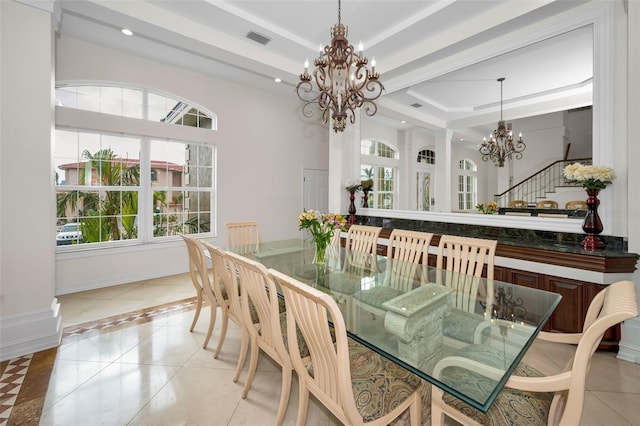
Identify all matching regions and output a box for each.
[362,189,370,208]
[582,188,605,250]
[348,191,357,223]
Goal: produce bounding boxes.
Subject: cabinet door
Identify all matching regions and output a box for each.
[545,276,586,333]
[507,269,544,289]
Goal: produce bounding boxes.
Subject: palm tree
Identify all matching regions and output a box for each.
[57,148,140,242]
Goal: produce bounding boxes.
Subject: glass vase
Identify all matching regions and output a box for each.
[582,188,605,250]
[313,238,328,264]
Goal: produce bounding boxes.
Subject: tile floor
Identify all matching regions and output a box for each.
[3,273,639,425]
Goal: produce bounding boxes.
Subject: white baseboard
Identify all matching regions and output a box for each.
[0,298,62,362]
[618,317,640,364]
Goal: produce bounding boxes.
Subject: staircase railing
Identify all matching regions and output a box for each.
[494,158,592,207]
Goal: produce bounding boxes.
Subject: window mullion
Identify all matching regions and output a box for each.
[139,138,152,242]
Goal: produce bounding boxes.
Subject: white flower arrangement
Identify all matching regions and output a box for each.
[563,162,616,190]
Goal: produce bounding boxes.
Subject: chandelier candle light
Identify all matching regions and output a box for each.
[479,78,526,167]
[296,0,384,132]
[563,162,616,250]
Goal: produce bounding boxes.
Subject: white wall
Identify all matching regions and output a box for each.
[54,35,329,294]
[0,0,61,361]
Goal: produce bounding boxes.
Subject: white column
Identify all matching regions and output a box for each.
[434,129,453,212]
[0,0,61,361]
[328,110,361,215]
[618,0,640,364]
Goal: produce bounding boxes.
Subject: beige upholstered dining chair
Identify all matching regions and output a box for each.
[345,224,382,254]
[225,221,260,253]
[436,235,498,348]
[536,200,559,209]
[566,200,588,210]
[430,279,638,426]
[224,250,293,426]
[269,268,422,426]
[351,229,434,327]
[200,241,251,383]
[180,234,218,349]
[508,200,528,208]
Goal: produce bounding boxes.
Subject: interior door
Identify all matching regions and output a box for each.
[303,169,329,212]
[417,171,433,211]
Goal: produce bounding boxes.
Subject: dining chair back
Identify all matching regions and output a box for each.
[225,221,260,253]
[269,268,422,426]
[350,229,434,332]
[536,200,559,209]
[180,234,217,348]
[565,200,588,210]
[200,241,250,382]
[224,250,292,426]
[436,235,497,348]
[508,200,528,208]
[431,279,639,426]
[345,224,382,254]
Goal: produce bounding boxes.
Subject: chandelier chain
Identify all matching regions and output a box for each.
[478,77,526,167]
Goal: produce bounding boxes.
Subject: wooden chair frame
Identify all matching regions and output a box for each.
[225,221,260,252]
[200,241,249,382]
[270,268,421,426]
[436,235,497,348]
[180,234,217,348]
[224,250,292,426]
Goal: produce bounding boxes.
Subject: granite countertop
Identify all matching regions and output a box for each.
[356,216,637,259]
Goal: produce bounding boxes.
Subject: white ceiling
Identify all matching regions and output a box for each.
[55,0,594,145]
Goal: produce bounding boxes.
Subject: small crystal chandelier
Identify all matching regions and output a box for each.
[295,0,384,132]
[479,78,526,167]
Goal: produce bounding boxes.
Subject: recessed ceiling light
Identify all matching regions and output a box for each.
[401,120,406,124]
[121,28,133,36]
[274,78,282,83]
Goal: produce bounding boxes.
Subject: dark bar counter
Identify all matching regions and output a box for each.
[351,215,638,272]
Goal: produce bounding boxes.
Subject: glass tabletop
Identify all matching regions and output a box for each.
[232,238,562,412]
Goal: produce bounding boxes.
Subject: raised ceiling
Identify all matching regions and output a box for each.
[56,0,594,144]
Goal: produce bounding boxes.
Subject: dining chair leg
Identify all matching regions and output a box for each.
[190,290,203,332]
[295,379,310,426]
[242,337,260,398]
[233,329,250,383]
[275,367,292,426]
[203,303,218,349]
[212,310,229,357]
[430,388,445,426]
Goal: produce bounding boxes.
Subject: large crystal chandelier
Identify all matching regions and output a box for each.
[295,0,384,132]
[479,78,526,167]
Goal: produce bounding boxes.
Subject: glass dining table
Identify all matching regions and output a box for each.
[228,238,562,413]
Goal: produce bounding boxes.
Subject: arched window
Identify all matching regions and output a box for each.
[55,83,216,249]
[457,159,477,210]
[417,149,435,164]
[361,140,398,209]
[55,84,217,130]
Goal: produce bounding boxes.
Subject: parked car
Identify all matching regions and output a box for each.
[56,222,83,245]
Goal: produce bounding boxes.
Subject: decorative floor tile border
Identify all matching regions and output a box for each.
[0,354,32,426]
[1,297,199,425]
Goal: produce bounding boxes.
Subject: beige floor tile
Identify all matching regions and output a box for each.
[42,359,111,410]
[40,362,180,426]
[580,391,633,426]
[590,391,640,425]
[128,367,244,426]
